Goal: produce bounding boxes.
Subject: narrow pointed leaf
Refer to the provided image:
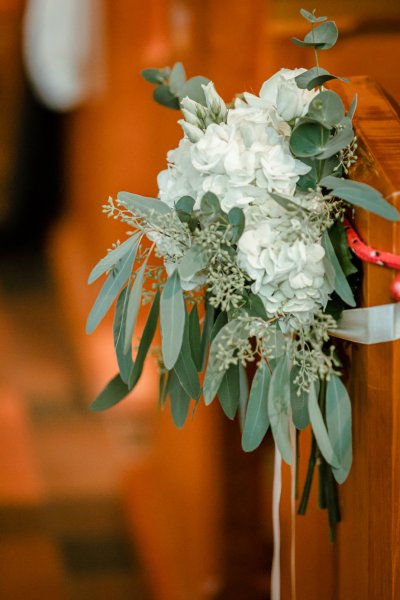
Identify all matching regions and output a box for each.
[322,230,356,307]
[90,374,129,411]
[268,356,292,464]
[238,363,249,429]
[188,305,202,370]
[242,360,271,452]
[114,286,133,383]
[174,311,201,400]
[86,242,137,334]
[169,62,186,94]
[326,375,352,483]
[200,301,215,371]
[168,370,191,428]
[118,191,171,216]
[123,262,146,353]
[129,291,160,389]
[218,364,240,420]
[290,367,312,430]
[88,232,140,284]
[347,94,357,119]
[320,176,400,221]
[160,270,185,369]
[178,245,206,279]
[308,383,340,468]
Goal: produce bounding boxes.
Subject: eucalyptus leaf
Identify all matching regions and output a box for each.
[308,383,340,468]
[210,311,228,342]
[159,370,169,408]
[238,363,249,429]
[153,84,180,109]
[292,21,338,50]
[290,121,330,158]
[295,67,348,91]
[86,241,137,334]
[307,91,345,127]
[320,176,400,221]
[168,370,191,428]
[124,262,146,353]
[316,118,354,159]
[129,290,160,389]
[268,355,292,464]
[328,221,357,276]
[178,76,210,105]
[347,94,358,119]
[174,311,201,400]
[242,360,271,452]
[300,8,327,23]
[178,245,207,280]
[296,156,341,191]
[88,232,140,284]
[169,62,186,95]
[90,374,129,412]
[113,286,133,383]
[218,364,240,420]
[188,305,202,370]
[290,367,313,430]
[201,191,221,216]
[326,374,352,484]
[175,195,195,214]
[200,301,215,371]
[228,207,245,243]
[141,67,169,84]
[244,292,267,319]
[118,191,170,216]
[322,230,356,307]
[160,270,185,369]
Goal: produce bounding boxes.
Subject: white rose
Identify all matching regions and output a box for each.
[190,122,236,173]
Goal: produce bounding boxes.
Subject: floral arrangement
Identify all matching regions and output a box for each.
[86,9,399,538]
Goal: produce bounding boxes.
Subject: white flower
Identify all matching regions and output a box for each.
[190,122,236,173]
[202,81,228,122]
[244,68,317,122]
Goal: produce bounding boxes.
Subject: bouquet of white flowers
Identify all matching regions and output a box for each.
[86,8,399,538]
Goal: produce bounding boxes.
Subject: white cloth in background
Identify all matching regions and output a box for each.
[23,0,105,112]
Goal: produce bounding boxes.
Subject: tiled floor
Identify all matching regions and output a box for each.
[0,251,150,599]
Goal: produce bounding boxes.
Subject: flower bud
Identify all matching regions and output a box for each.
[202,82,228,122]
[178,120,204,143]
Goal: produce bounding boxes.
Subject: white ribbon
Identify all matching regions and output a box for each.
[332,303,400,344]
[271,448,282,600]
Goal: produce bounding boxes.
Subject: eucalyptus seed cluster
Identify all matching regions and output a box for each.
[337,136,358,174]
[291,312,340,394]
[195,223,248,311]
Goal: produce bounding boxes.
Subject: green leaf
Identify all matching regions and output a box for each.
[242,360,271,451]
[188,305,202,371]
[347,94,357,119]
[316,118,354,159]
[200,301,215,371]
[218,364,240,420]
[290,367,313,430]
[124,262,146,353]
[178,245,207,280]
[169,62,186,95]
[300,9,327,23]
[174,311,201,400]
[178,76,210,105]
[328,221,357,276]
[228,207,245,243]
[160,270,185,370]
[113,286,133,383]
[238,363,249,429]
[210,311,228,342]
[159,370,169,408]
[320,176,400,221]
[292,21,338,50]
[295,67,348,91]
[308,383,340,468]
[175,195,195,214]
[268,356,292,464]
[88,233,140,284]
[326,374,352,484]
[200,191,221,216]
[322,230,356,306]
[270,191,309,212]
[141,67,170,84]
[129,291,160,389]
[290,120,331,158]
[118,191,171,216]
[168,370,191,428]
[244,292,267,319]
[90,374,129,411]
[86,242,137,334]
[307,91,345,127]
[153,84,180,109]
[296,156,341,191]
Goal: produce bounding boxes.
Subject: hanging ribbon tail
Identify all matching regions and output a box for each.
[271,449,282,600]
[290,424,297,600]
[331,303,400,344]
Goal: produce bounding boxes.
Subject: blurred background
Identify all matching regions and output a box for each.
[0,1,399,599]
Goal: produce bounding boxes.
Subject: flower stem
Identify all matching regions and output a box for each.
[298,433,317,515]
